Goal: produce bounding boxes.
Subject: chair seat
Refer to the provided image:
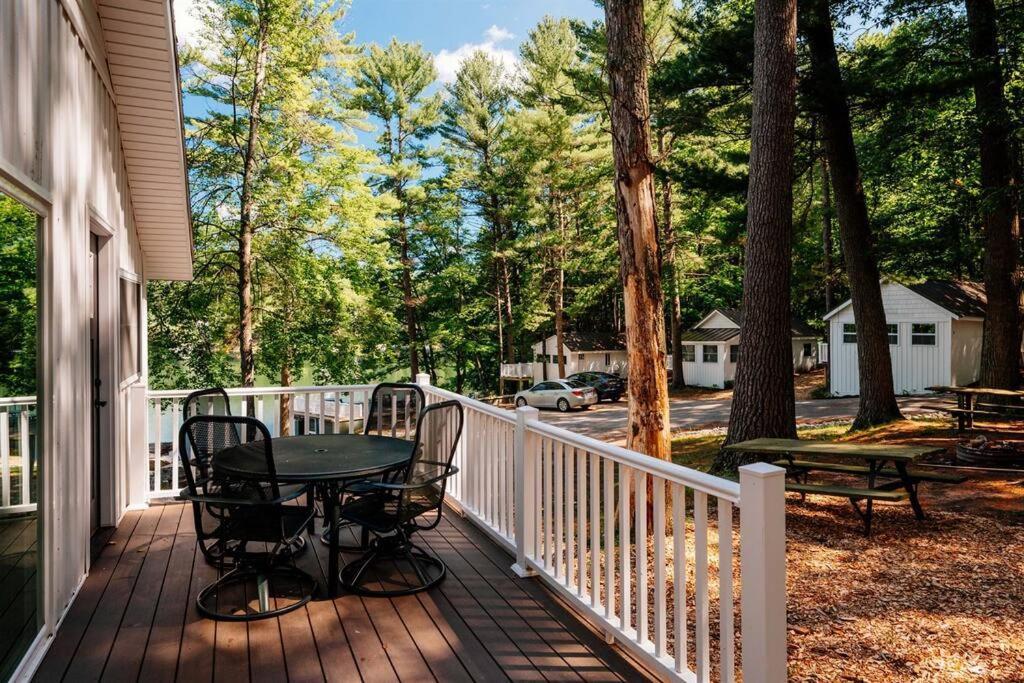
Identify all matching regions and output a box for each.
[220,504,315,544]
[339,492,433,532]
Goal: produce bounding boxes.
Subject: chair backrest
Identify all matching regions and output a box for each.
[178,414,278,498]
[183,387,233,419]
[402,400,463,513]
[364,383,425,439]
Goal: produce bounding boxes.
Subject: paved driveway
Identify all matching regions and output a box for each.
[537,395,944,438]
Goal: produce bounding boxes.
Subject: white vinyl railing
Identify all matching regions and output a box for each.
[418,374,786,683]
[0,396,37,515]
[145,385,372,498]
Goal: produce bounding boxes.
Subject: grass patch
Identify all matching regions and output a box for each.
[671,415,953,473]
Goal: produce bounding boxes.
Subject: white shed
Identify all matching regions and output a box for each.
[524,330,629,382]
[678,309,820,389]
[823,280,986,396]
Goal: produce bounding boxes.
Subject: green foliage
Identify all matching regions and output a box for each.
[0,196,36,396]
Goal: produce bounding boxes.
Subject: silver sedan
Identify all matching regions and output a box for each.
[514,380,598,412]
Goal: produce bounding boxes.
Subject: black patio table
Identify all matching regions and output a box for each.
[213,433,412,597]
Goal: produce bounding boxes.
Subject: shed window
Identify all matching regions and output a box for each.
[604,353,611,365]
[578,354,584,362]
[887,324,898,346]
[842,323,856,344]
[703,345,718,363]
[912,323,936,346]
[803,342,813,357]
[681,345,695,362]
[729,344,739,363]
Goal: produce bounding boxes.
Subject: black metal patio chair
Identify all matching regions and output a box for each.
[319,382,425,547]
[178,414,317,621]
[337,399,463,596]
[180,388,306,564]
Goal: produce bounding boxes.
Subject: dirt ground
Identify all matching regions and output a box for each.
[669,367,827,402]
[673,418,1024,681]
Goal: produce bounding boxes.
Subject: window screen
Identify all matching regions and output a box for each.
[842,323,856,344]
[681,345,695,362]
[912,323,936,346]
[119,278,140,382]
[887,324,898,345]
[703,345,718,363]
[730,345,740,363]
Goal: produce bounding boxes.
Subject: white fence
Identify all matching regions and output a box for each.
[145,385,371,499]
[0,396,36,515]
[419,376,786,682]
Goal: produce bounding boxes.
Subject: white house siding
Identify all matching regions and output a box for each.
[828,284,954,396]
[792,338,818,372]
[951,319,983,386]
[680,344,727,388]
[0,0,150,657]
[698,310,739,329]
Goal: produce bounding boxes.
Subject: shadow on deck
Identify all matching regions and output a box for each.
[34,503,642,681]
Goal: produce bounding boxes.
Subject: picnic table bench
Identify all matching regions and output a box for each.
[925,385,1024,433]
[723,438,965,534]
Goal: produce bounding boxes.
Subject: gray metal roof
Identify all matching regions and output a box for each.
[679,328,740,343]
[708,308,818,338]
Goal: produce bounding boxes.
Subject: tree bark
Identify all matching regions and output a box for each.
[237,11,269,393]
[821,155,834,314]
[719,0,798,467]
[658,133,685,389]
[967,0,1022,389]
[803,0,903,428]
[279,363,292,436]
[605,0,671,460]
[554,199,567,379]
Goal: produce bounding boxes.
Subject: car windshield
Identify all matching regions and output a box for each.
[566,380,588,389]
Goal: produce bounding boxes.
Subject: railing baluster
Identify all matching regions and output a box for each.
[577,448,586,598]
[153,399,163,494]
[319,391,326,434]
[171,399,180,493]
[1,410,10,508]
[619,463,631,632]
[604,457,614,621]
[672,483,687,674]
[554,442,564,580]
[590,452,600,610]
[719,500,735,682]
[654,477,666,658]
[543,438,553,570]
[635,469,648,645]
[695,490,710,683]
[565,446,575,591]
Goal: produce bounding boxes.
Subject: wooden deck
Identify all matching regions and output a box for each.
[34,503,642,682]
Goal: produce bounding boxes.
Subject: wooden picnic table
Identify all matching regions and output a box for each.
[724,438,957,534]
[925,385,1024,432]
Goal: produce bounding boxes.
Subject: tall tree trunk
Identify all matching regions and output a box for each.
[238,12,269,393]
[658,132,685,389]
[821,155,834,314]
[967,0,1022,389]
[803,0,902,428]
[605,0,671,460]
[279,363,292,436]
[555,199,567,379]
[718,0,798,467]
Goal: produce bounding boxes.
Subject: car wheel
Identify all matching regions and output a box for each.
[515,397,527,408]
[610,393,621,402]
[557,398,570,413]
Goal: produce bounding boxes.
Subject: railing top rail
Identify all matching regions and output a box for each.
[0,396,36,407]
[525,418,741,504]
[147,384,376,400]
[422,385,517,424]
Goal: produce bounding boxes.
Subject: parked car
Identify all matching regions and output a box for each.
[565,371,625,402]
[514,380,598,412]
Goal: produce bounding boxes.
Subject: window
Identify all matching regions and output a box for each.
[912,323,936,346]
[842,323,857,344]
[803,342,812,357]
[681,345,695,362]
[119,277,141,382]
[729,344,740,363]
[887,324,898,346]
[604,353,611,366]
[703,345,718,363]
[578,354,584,362]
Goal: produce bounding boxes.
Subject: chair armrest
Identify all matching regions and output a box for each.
[177,483,310,507]
[349,466,460,493]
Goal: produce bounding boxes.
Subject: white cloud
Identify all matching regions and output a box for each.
[172,0,208,46]
[434,25,518,83]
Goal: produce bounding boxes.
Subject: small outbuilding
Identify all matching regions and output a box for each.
[679,309,819,389]
[524,329,628,383]
[823,280,986,396]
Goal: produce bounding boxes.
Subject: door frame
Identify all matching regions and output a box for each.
[88,208,118,529]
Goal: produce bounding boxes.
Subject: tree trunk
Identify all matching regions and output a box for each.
[237,12,269,394]
[803,0,902,428]
[658,130,685,389]
[821,155,834,314]
[604,0,671,460]
[718,0,798,468]
[279,363,292,436]
[541,336,549,380]
[967,0,1022,389]
[555,199,567,379]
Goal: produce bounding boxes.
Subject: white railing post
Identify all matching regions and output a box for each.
[512,405,539,578]
[739,462,787,683]
[415,372,431,388]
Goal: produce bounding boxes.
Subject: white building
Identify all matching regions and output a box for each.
[0,1,191,677]
[823,280,986,396]
[525,330,629,383]
[679,309,820,389]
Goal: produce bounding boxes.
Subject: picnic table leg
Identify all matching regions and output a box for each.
[894,462,925,520]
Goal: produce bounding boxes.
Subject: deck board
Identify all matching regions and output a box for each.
[35,503,642,682]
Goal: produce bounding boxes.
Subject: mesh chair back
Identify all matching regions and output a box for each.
[183,387,233,419]
[179,414,274,497]
[402,400,463,513]
[364,383,425,439]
